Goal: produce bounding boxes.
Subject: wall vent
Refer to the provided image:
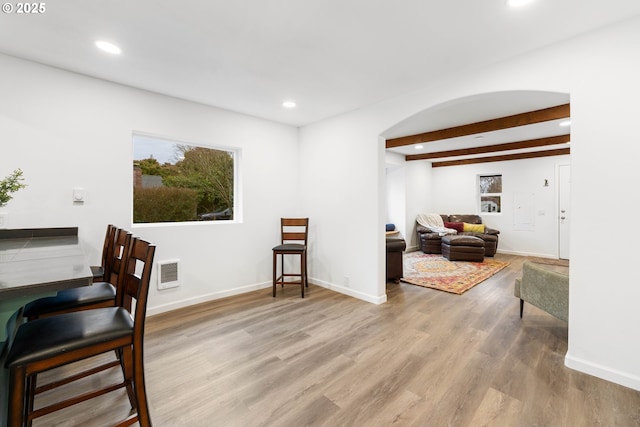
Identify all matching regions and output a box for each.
[157,260,180,289]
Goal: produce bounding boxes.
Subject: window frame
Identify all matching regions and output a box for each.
[132,132,241,227]
[478,174,502,214]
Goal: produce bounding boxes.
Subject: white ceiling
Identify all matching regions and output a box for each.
[1,1,640,129]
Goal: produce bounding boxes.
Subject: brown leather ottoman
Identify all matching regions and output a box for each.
[418,232,443,254]
[441,235,485,262]
[479,233,498,257]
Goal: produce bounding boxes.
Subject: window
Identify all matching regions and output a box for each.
[133,134,236,223]
[479,174,502,213]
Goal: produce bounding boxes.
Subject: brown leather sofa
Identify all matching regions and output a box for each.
[417,214,500,257]
[386,237,406,283]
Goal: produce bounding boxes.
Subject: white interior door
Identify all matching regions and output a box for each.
[558,164,571,259]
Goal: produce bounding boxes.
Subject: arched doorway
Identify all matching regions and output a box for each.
[382,90,571,259]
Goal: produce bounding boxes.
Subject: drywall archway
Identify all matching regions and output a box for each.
[381,90,570,254]
[382,90,569,141]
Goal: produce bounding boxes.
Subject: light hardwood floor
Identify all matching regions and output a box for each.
[33,254,640,426]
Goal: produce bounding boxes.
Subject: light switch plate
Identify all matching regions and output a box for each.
[73,187,85,203]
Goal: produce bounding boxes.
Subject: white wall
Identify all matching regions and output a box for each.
[428,155,570,258]
[564,17,640,389]
[0,53,299,315]
[385,165,406,236]
[385,157,435,251]
[298,16,640,390]
[298,116,388,303]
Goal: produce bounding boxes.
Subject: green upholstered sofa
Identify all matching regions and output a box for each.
[514,261,569,322]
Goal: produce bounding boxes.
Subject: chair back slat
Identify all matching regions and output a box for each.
[109,229,132,290]
[281,218,308,245]
[121,238,156,329]
[99,225,117,279]
[282,218,308,227]
[282,232,306,241]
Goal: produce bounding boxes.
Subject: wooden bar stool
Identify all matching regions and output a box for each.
[272,218,309,298]
[22,227,130,320]
[4,237,156,427]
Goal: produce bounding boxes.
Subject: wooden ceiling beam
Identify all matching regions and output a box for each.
[386,103,570,148]
[405,134,570,161]
[431,148,570,168]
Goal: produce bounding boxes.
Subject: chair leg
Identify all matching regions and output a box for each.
[8,365,27,427]
[272,251,277,297]
[120,345,137,409]
[304,251,308,288]
[520,299,524,318]
[300,253,305,298]
[133,347,152,427]
[272,250,307,298]
[26,374,36,427]
[280,254,285,288]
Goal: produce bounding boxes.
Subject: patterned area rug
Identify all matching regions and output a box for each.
[400,252,509,295]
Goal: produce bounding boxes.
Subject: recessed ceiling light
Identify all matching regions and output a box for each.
[95,40,121,55]
[507,0,534,7]
[282,101,297,109]
[559,120,571,127]
[415,145,424,150]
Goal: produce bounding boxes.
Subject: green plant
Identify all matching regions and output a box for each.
[133,186,199,223]
[0,169,27,207]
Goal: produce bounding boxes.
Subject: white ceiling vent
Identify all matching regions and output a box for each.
[157,260,180,289]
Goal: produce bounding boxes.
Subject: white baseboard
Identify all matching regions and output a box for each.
[147,276,387,317]
[565,353,640,391]
[406,244,419,252]
[312,278,387,304]
[147,281,272,317]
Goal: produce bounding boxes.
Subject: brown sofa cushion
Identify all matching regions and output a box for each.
[449,214,483,224]
[442,235,485,247]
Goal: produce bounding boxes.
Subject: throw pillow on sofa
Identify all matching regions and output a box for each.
[444,221,464,233]
[463,222,486,233]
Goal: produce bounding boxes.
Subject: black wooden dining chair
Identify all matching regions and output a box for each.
[22,227,130,320]
[4,236,156,427]
[272,218,309,298]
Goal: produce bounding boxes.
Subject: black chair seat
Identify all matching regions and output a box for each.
[23,282,116,318]
[2,307,24,354]
[5,307,133,368]
[272,243,305,252]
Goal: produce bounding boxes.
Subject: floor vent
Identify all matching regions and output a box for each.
[158,260,180,289]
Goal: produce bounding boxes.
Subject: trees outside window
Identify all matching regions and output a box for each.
[133,134,236,223]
